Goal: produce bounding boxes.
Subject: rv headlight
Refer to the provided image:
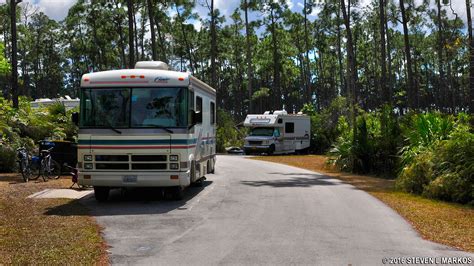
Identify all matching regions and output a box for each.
[170,163,179,170]
[84,163,93,170]
[84,155,93,161]
[169,155,179,161]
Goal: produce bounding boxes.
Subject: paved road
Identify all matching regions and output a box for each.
[81,155,472,265]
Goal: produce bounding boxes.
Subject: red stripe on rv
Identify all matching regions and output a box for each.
[89,81,150,84]
[78,145,196,149]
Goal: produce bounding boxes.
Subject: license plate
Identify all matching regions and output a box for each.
[123,175,137,183]
[252,146,256,150]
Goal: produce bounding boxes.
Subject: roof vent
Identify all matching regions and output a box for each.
[273,110,288,115]
[135,61,170,70]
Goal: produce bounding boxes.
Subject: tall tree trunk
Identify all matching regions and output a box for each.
[379,0,388,105]
[336,5,345,96]
[466,0,473,113]
[133,6,139,62]
[10,0,20,108]
[303,0,311,103]
[147,0,157,61]
[210,0,217,89]
[385,0,393,105]
[400,0,416,109]
[127,0,135,68]
[436,0,446,111]
[270,5,281,110]
[244,0,253,113]
[340,0,357,137]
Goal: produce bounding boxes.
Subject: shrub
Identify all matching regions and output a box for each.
[396,151,435,194]
[0,145,17,172]
[302,97,349,153]
[396,113,473,204]
[216,109,245,153]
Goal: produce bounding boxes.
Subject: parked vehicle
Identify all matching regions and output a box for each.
[243,110,310,155]
[226,146,244,154]
[73,61,217,201]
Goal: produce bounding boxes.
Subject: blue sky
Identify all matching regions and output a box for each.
[0,0,469,27]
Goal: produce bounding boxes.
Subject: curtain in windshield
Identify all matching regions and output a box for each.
[80,88,130,128]
[131,88,187,127]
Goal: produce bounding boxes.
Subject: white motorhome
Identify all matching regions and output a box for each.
[243,110,310,155]
[73,61,216,201]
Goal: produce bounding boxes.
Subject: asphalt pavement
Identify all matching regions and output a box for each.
[79,155,472,265]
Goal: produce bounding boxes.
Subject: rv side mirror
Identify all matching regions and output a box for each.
[194,111,203,124]
[71,112,79,126]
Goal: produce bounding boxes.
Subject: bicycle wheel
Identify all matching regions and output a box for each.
[19,160,31,182]
[46,160,61,179]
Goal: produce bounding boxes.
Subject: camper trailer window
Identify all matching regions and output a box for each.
[210,102,216,124]
[285,122,294,133]
[196,96,203,112]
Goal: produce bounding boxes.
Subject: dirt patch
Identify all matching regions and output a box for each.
[251,155,474,253]
[0,173,108,264]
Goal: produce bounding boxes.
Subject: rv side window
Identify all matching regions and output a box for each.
[285,122,294,133]
[210,102,216,124]
[188,90,194,125]
[196,96,202,113]
[196,96,203,124]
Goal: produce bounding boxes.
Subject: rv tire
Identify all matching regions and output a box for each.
[268,144,275,155]
[94,186,110,202]
[173,186,184,200]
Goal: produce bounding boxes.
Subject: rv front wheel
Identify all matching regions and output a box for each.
[94,187,110,202]
[268,144,275,155]
[172,186,184,200]
[207,159,215,174]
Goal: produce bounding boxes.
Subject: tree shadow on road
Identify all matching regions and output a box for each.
[44,181,213,217]
[240,173,339,188]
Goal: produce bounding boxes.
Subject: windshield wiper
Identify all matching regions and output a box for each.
[141,124,174,133]
[104,120,122,134]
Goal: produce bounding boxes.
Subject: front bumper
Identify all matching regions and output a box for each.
[78,171,191,187]
[244,145,272,153]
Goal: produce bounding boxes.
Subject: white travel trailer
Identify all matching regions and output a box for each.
[243,110,310,155]
[73,61,216,201]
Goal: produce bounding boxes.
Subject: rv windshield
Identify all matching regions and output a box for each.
[80,87,188,128]
[249,127,275,137]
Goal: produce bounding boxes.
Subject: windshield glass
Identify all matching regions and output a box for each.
[249,127,274,137]
[80,87,188,128]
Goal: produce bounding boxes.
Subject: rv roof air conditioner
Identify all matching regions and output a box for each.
[273,110,288,115]
[135,61,170,70]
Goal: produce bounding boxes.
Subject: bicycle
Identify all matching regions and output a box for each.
[39,147,61,181]
[16,147,40,182]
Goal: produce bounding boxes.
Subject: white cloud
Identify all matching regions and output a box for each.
[15,0,77,21]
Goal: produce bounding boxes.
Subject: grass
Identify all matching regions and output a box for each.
[0,174,108,264]
[251,155,474,252]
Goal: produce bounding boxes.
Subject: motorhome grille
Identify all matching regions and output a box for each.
[96,163,129,170]
[249,141,262,145]
[95,155,128,161]
[131,155,167,162]
[132,163,167,170]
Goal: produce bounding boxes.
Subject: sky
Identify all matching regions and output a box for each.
[0,0,470,27]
